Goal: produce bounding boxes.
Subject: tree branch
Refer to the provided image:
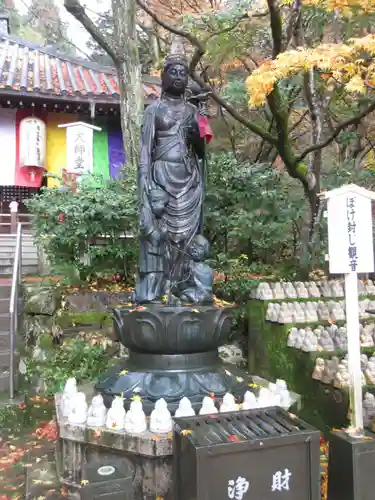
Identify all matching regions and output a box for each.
[296,100,375,163]
[135,0,277,144]
[64,0,118,63]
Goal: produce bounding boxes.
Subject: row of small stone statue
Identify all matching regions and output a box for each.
[363,393,375,427]
[288,323,375,353]
[267,299,375,325]
[312,353,375,388]
[254,279,375,301]
[60,378,293,435]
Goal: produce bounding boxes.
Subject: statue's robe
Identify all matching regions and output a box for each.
[137,97,205,299]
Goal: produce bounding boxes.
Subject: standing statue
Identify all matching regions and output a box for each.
[96,39,249,418]
[135,37,213,304]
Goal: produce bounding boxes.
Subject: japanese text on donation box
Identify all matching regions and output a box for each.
[327,194,374,274]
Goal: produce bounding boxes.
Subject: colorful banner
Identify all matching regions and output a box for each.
[0,108,125,188]
[108,128,126,179]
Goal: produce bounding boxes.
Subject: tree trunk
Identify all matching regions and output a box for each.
[112,0,143,170]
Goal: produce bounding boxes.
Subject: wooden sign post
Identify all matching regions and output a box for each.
[322,184,375,434]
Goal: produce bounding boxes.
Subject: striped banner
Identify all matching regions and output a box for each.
[0,108,126,188]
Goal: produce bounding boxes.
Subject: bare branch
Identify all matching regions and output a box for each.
[297,100,375,163]
[64,0,118,63]
[135,0,277,144]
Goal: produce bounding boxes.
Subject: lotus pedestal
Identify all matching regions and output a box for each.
[95,304,249,414]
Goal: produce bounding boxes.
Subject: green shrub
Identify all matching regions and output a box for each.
[26,172,138,284]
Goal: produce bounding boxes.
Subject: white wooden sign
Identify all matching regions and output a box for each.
[58,122,101,176]
[323,184,375,434]
[327,187,374,274]
[19,117,46,169]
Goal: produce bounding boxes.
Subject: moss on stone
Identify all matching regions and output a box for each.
[247,299,375,432]
[56,311,112,328]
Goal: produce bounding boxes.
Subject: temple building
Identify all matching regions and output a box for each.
[0,14,160,214]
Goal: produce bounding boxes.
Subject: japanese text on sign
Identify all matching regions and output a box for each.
[327,192,374,274]
[228,477,249,500]
[347,197,358,272]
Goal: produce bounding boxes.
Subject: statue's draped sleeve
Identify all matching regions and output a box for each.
[139,104,156,196]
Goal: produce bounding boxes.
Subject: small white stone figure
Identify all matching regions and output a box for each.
[312,358,325,381]
[278,303,293,324]
[257,388,279,408]
[124,400,147,433]
[294,328,306,350]
[283,282,297,299]
[333,363,350,389]
[361,354,369,371]
[363,393,375,426]
[359,299,370,319]
[175,397,196,417]
[296,282,309,299]
[272,282,285,300]
[287,327,299,348]
[366,280,375,296]
[199,396,218,415]
[301,327,318,352]
[318,330,335,352]
[61,377,78,419]
[331,302,345,321]
[220,393,238,413]
[361,325,374,348]
[87,394,107,427]
[365,361,375,385]
[317,302,330,321]
[241,391,258,410]
[334,327,347,351]
[321,358,339,384]
[256,282,273,300]
[308,282,321,298]
[292,302,306,324]
[68,392,88,426]
[320,281,332,298]
[149,398,173,434]
[266,303,277,321]
[305,302,318,323]
[105,397,126,431]
[358,280,366,296]
[331,280,344,298]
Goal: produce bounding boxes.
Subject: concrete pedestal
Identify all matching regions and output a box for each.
[55,394,173,499]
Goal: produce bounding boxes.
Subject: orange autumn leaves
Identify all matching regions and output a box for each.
[246,34,375,107]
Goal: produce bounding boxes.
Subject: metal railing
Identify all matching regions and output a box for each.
[9,223,22,399]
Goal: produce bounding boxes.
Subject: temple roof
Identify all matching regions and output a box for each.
[0,35,161,104]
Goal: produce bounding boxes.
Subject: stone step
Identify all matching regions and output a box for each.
[0,349,13,370]
[0,298,10,314]
[0,264,39,275]
[0,258,38,267]
[0,331,10,350]
[0,313,10,330]
[0,283,11,298]
[0,371,9,391]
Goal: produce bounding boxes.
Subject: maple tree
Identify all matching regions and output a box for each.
[135,0,375,273]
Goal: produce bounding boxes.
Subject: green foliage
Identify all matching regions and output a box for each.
[26,173,138,283]
[205,152,305,269]
[26,337,115,396]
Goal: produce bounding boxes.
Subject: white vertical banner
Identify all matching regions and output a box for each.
[327,193,374,274]
[58,122,101,176]
[0,108,16,186]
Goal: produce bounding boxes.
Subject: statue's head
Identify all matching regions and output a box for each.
[162,35,188,96]
[162,60,188,96]
[149,187,169,218]
[188,235,210,262]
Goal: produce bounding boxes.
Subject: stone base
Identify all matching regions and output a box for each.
[328,429,375,500]
[95,350,251,414]
[55,394,173,499]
